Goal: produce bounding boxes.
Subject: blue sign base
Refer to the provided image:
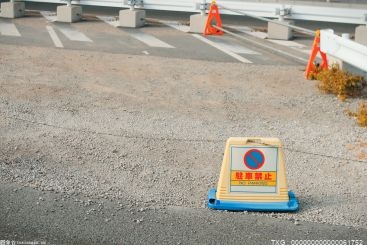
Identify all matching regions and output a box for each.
[207,188,299,212]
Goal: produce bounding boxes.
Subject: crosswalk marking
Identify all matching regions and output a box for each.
[57,25,93,42]
[192,34,252,63]
[40,11,57,22]
[129,32,174,48]
[0,21,21,36]
[46,25,63,48]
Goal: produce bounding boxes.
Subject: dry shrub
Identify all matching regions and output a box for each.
[315,64,366,101]
[345,102,367,127]
[356,102,367,127]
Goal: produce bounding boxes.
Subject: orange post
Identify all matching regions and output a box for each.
[305,30,328,79]
[204,1,223,36]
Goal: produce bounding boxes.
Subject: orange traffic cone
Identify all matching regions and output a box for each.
[305,30,328,79]
[204,1,223,35]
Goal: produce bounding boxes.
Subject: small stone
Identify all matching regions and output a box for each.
[105,218,110,222]
[294,221,300,225]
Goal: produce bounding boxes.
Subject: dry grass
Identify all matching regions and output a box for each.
[356,102,367,127]
[345,102,367,127]
[314,64,366,101]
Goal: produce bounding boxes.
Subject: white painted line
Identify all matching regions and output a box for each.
[46,26,63,48]
[130,32,174,48]
[164,21,258,56]
[97,16,119,27]
[268,39,306,49]
[57,25,92,42]
[300,49,322,59]
[192,34,252,63]
[211,38,260,55]
[244,31,268,39]
[228,25,268,39]
[0,22,21,36]
[161,21,190,33]
[40,11,57,22]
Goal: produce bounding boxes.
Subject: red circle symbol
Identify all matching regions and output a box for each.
[244,149,265,170]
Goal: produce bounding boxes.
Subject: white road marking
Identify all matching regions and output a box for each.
[164,21,258,57]
[192,34,252,63]
[229,25,268,39]
[46,25,63,48]
[97,16,120,27]
[210,38,260,55]
[161,21,190,33]
[98,16,174,48]
[0,21,21,36]
[130,32,174,48]
[40,11,57,22]
[300,49,322,59]
[57,25,92,42]
[268,39,306,49]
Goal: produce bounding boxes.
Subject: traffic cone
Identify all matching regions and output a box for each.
[305,30,328,79]
[204,1,223,35]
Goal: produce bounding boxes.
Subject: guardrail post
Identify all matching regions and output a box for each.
[0,0,25,18]
[268,5,293,40]
[56,0,82,22]
[189,0,208,33]
[119,0,145,28]
[355,15,367,46]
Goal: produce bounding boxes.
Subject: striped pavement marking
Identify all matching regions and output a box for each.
[46,25,63,48]
[192,34,252,63]
[268,39,306,49]
[210,38,260,55]
[165,21,254,63]
[57,25,93,42]
[98,16,174,48]
[0,21,21,36]
[163,21,190,33]
[129,32,174,48]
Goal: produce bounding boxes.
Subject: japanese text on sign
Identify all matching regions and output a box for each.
[231,171,277,186]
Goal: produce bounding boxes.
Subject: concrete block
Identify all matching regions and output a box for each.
[267,20,294,40]
[355,25,367,46]
[119,9,145,28]
[0,2,25,18]
[57,5,82,23]
[189,14,207,33]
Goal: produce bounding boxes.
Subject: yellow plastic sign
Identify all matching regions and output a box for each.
[207,137,298,211]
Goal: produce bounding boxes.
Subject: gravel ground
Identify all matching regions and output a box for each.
[0,43,366,234]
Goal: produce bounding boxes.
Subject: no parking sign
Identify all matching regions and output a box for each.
[231,147,278,193]
[207,137,298,212]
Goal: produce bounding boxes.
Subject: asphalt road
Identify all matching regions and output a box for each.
[1,182,366,245]
[0,3,360,65]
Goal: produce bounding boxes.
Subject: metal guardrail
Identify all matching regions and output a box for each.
[23,0,367,25]
[320,29,367,73]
